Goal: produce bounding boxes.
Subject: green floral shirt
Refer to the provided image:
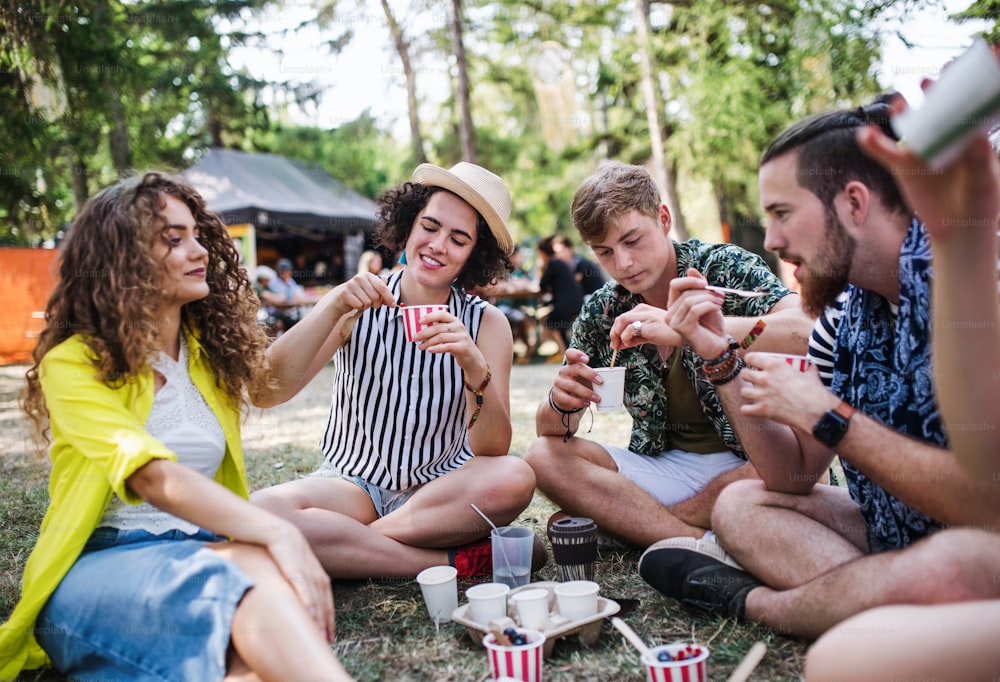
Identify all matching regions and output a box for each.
[570,239,791,459]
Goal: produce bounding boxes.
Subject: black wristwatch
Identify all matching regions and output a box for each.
[812,400,855,447]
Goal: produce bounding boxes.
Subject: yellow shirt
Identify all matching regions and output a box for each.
[0,330,248,679]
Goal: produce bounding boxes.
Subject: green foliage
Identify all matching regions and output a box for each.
[0,0,279,242]
[953,0,1000,42]
[246,111,406,199]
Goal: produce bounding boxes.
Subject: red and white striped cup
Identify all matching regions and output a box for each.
[483,628,545,682]
[641,643,709,682]
[402,304,447,342]
[751,352,812,373]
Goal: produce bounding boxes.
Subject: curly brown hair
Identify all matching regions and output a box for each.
[22,171,272,446]
[374,183,513,290]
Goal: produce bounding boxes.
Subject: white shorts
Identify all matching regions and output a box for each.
[603,446,745,507]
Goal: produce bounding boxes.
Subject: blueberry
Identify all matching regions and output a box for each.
[657,651,673,662]
[503,627,518,637]
[512,635,528,646]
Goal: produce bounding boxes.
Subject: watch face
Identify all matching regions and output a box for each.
[813,410,850,447]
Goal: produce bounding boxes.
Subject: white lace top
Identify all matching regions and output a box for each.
[98,336,227,534]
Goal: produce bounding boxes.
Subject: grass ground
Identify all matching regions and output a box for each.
[0,359,809,681]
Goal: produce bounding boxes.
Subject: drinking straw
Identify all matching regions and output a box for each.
[470,503,515,580]
[610,347,619,368]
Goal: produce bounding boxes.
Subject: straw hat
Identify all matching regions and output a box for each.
[412,162,514,255]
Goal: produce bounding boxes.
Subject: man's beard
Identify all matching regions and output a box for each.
[798,210,855,318]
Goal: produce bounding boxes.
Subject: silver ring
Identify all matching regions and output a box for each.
[632,320,643,338]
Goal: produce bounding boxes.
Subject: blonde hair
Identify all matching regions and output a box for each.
[570,162,660,243]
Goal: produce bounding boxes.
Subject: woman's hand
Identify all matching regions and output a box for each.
[414,309,480,366]
[328,273,396,320]
[265,524,336,642]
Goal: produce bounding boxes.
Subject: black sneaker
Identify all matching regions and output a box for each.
[638,546,762,620]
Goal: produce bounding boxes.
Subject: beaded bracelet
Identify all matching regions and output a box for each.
[703,336,739,369]
[464,367,492,429]
[702,336,741,384]
[707,356,745,385]
[703,353,739,383]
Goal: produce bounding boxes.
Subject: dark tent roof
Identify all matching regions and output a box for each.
[182,148,378,237]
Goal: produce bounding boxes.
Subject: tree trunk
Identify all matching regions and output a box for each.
[93,0,132,176]
[104,82,132,175]
[66,147,89,212]
[450,0,476,163]
[380,0,426,166]
[663,156,688,240]
[635,0,688,240]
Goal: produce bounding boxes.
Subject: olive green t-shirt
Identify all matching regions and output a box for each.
[664,347,729,453]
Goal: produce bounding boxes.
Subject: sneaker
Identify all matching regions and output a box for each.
[640,531,743,569]
[637,546,762,620]
[449,532,549,580]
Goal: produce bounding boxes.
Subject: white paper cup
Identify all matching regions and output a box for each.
[892,37,1000,168]
[553,580,599,621]
[416,565,458,624]
[402,304,448,342]
[641,643,709,682]
[593,367,625,412]
[483,628,545,682]
[492,527,534,588]
[466,582,511,626]
[511,588,550,630]
[750,352,812,372]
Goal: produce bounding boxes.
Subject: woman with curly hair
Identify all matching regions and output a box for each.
[252,163,544,580]
[0,173,351,681]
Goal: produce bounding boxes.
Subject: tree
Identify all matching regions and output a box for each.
[636,0,689,240]
[952,0,1000,43]
[378,0,428,165]
[247,111,405,199]
[0,0,280,243]
[450,0,476,163]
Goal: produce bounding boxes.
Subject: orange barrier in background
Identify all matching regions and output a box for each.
[0,248,58,366]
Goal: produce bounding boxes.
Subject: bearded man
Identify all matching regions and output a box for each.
[637,95,1000,640]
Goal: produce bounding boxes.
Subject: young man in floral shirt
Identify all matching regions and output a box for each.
[525,161,812,550]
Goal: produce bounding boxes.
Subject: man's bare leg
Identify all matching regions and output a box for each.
[525,435,702,545]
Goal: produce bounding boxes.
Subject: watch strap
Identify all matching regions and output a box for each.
[833,400,855,421]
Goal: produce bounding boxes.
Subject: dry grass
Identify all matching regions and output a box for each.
[0,360,808,681]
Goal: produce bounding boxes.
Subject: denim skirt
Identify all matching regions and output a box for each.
[36,527,254,682]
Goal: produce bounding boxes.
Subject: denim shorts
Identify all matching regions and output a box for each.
[36,527,254,682]
[309,460,420,517]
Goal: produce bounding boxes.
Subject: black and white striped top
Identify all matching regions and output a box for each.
[320,271,489,491]
[807,291,899,387]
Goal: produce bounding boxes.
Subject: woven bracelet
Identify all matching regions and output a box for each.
[464,367,492,429]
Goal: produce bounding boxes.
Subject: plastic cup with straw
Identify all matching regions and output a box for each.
[470,503,516,583]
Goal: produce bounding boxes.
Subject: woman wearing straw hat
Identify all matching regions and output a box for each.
[251,162,545,580]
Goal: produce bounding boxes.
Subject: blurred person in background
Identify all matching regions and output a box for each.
[553,234,606,301]
[536,235,584,362]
